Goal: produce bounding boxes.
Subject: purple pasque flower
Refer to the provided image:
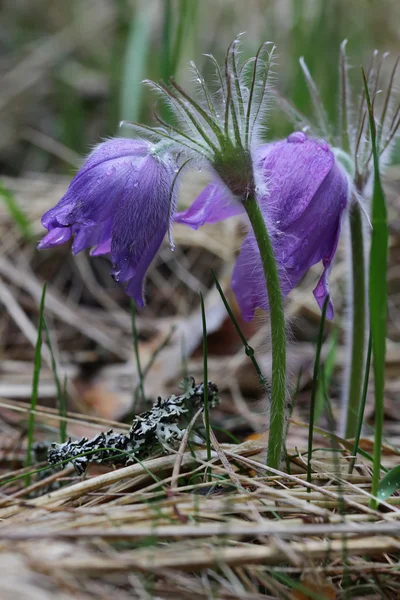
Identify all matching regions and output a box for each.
[38,138,176,307]
[176,132,348,320]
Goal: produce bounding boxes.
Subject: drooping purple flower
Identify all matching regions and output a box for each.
[176,132,348,320]
[38,138,176,307]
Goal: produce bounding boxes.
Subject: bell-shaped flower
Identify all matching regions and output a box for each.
[176,132,348,320]
[38,138,176,307]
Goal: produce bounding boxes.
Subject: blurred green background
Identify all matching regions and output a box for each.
[1,0,399,177]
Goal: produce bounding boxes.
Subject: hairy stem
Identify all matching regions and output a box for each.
[345,201,366,438]
[244,197,287,469]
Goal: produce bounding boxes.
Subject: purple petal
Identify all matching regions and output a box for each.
[232,134,348,320]
[37,227,72,249]
[72,219,112,255]
[123,227,166,307]
[313,262,334,320]
[311,196,346,319]
[175,181,243,230]
[231,235,266,321]
[110,152,175,277]
[231,234,305,321]
[91,239,111,256]
[38,137,176,305]
[258,134,334,230]
[41,138,152,231]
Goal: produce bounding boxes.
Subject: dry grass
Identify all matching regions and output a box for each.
[1,423,400,599]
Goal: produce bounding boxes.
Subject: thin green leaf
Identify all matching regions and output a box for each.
[307,295,329,491]
[170,0,198,75]
[131,300,145,410]
[25,283,47,486]
[0,181,33,240]
[199,292,211,481]
[377,465,400,502]
[315,328,338,423]
[348,333,372,474]
[43,318,67,443]
[120,3,153,123]
[161,0,172,82]
[363,68,389,509]
[61,375,68,444]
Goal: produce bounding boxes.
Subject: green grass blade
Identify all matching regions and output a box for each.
[170,0,188,75]
[43,318,67,443]
[170,0,198,75]
[315,327,338,423]
[307,295,329,491]
[61,375,68,443]
[161,0,172,81]
[272,570,333,600]
[120,3,153,123]
[377,465,400,502]
[362,68,389,509]
[131,300,145,410]
[199,292,211,481]
[348,333,372,474]
[0,181,33,240]
[133,325,177,401]
[25,283,47,486]
[284,368,302,475]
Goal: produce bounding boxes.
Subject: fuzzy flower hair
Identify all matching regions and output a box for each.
[275,42,400,195]
[123,36,276,201]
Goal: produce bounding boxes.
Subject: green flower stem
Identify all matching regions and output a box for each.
[345,201,366,438]
[244,197,287,469]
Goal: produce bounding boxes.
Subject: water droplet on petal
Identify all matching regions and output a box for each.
[133,181,139,188]
[287,132,306,144]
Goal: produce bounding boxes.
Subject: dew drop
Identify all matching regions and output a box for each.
[287,132,306,144]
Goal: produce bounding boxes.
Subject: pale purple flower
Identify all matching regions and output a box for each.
[38,138,176,307]
[176,132,348,320]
